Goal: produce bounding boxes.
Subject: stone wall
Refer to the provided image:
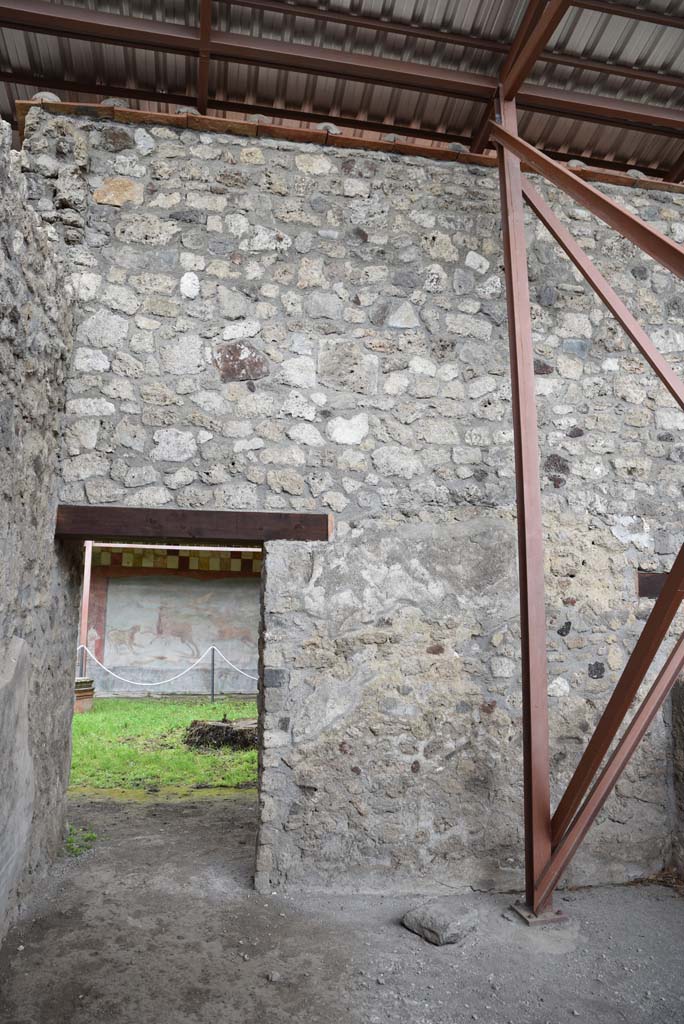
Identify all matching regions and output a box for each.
[0,118,78,942]
[20,104,684,894]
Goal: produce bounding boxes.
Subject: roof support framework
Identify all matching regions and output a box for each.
[4,0,684,178]
[494,116,684,919]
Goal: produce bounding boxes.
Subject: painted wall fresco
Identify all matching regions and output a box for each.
[92,575,260,695]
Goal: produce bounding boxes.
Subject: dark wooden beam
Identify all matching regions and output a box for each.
[55,504,332,544]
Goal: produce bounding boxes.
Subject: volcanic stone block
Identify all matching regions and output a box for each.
[402,901,479,946]
[213,341,269,382]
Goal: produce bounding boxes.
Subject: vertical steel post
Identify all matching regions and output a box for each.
[210,646,215,703]
[78,540,93,679]
[496,88,552,913]
[197,0,211,114]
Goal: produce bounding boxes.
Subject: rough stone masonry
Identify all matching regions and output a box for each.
[0,117,79,942]
[19,103,684,895]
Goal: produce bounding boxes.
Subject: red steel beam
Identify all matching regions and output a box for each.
[2,71,474,146]
[471,0,548,154]
[491,121,684,279]
[521,178,684,410]
[496,90,553,913]
[206,32,494,101]
[666,147,684,183]
[0,70,197,109]
[10,76,674,180]
[501,0,573,100]
[519,81,684,136]
[0,0,199,53]
[197,0,212,115]
[573,0,684,31]
[551,543,684,847]
[0,1,493,102]
[4,1,684,139]
[4,1,684,143]
[473,0,571,154]
[534,630,684,910]
[4,66,676,177]
[539,50,684,91]
[221,0,510,53]
[229,0,684,92]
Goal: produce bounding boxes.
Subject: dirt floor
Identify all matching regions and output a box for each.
[1,796,683,1024]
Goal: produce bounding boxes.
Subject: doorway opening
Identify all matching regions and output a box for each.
[71,539,263,802]
[55,502,331,884]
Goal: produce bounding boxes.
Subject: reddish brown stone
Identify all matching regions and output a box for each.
[213,341,269,382]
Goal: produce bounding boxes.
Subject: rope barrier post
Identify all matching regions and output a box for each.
[78,540,93,679]
[210,646,215,703]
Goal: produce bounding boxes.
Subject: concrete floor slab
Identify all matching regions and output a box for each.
[0,796,682,1024]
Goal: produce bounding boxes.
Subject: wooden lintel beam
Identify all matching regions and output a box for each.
[55,504,332,544]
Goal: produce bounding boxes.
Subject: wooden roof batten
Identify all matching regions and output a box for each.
[3,1,684,181]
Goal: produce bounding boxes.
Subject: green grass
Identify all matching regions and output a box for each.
[70,697,258,794]
[65,825,98,857]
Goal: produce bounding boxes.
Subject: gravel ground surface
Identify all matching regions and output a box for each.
[0,795,682,1024]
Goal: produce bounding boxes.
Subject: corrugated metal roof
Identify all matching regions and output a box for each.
[3,1,684,174]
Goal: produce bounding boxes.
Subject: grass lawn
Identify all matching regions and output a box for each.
[70,697,258,795]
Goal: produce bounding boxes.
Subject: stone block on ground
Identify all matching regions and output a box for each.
[402,900,479,946]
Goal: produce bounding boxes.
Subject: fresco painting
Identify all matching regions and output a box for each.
[94,576,260,695]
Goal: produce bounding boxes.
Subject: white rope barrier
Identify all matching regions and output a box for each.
[76,644,258,687]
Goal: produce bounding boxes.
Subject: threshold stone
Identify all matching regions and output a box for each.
[402,901,478,946]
